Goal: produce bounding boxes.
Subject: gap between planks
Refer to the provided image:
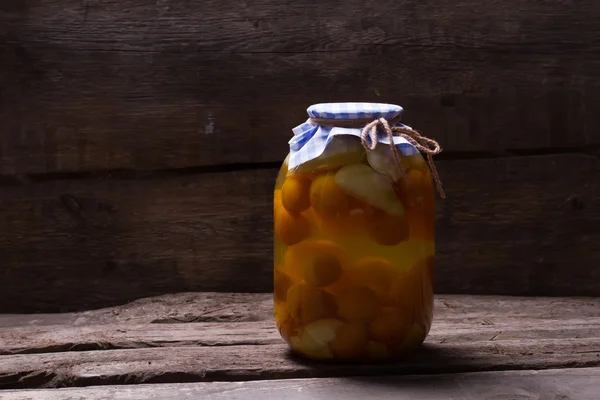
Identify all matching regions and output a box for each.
[2,367,600,400]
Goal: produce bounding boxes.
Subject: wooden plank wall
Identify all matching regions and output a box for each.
[1,0,600,312]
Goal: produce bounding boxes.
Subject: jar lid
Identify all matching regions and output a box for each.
[289,102,417,170]
[306,102,403,120]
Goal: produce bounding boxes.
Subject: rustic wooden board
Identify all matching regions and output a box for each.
[4,292,598,329]
[3,292,599,328]
[2,0,600,173]
[0,294,599,389]
[3,368,600,400]
[0,292,276,328]
[1,154,599,312]
[1,293,599,356]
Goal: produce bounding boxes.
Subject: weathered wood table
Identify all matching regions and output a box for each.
[1,293,599,399]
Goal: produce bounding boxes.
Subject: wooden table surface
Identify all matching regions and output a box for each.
[1,293,599,399]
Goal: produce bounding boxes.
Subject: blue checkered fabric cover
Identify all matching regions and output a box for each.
[288,102,419,170]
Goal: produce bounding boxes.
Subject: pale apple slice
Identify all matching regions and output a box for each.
[368,145,430,179]
[335,163,405,216]
[366,144,405,181]
[290,135,365,175]
[296,318,343,359]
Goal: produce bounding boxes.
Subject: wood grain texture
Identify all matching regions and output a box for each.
[1,293,599,356]
[2,0,600,173]
[1,154,599,312]
[3,368,600,400]
[3,292,598,328]
[0,294,599,389]
[0,293,275,328]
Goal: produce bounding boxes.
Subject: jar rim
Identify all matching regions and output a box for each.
[307,103,403,120]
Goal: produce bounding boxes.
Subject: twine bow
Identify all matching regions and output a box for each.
[309,116,445,199]
[362,118,445,198]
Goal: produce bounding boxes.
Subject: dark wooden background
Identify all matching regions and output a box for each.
[1,0,599,313]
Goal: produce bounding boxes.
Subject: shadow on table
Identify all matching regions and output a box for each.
[285,343,476,379]
[282,344,504,398]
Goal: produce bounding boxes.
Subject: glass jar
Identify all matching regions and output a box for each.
[273,103,438,362]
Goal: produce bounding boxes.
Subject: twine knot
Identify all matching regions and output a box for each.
[309,116,445,199]
[361,118,445,199]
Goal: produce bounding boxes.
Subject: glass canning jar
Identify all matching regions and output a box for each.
[273,103,442,362]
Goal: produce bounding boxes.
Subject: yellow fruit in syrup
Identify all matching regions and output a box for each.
[369,307,412,344]
[274,207,311,246]
[310,174,351,218]
[367,211,410,246]
[336,286,380,322]
[274,269,293,302]
[287,283,337,324]
[282,175,311,213]
[350,256,398,296]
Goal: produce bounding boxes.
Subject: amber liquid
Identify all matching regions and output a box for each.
[273,150,435,362]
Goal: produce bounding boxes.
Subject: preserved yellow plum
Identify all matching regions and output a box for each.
[310,174,352,218]
[281,175,312,213]
[287,283,337,324]
[367,211,410,246]
[304,252,343,287]
[315,210,368,237]
[369,307,412,344]
[336,285,381,322]
[274,269,292,302]
[274,302,295,342]
[274,207,311,246]
[282,239,349,285]
[346,256,397,297]
[274,103,444,362]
